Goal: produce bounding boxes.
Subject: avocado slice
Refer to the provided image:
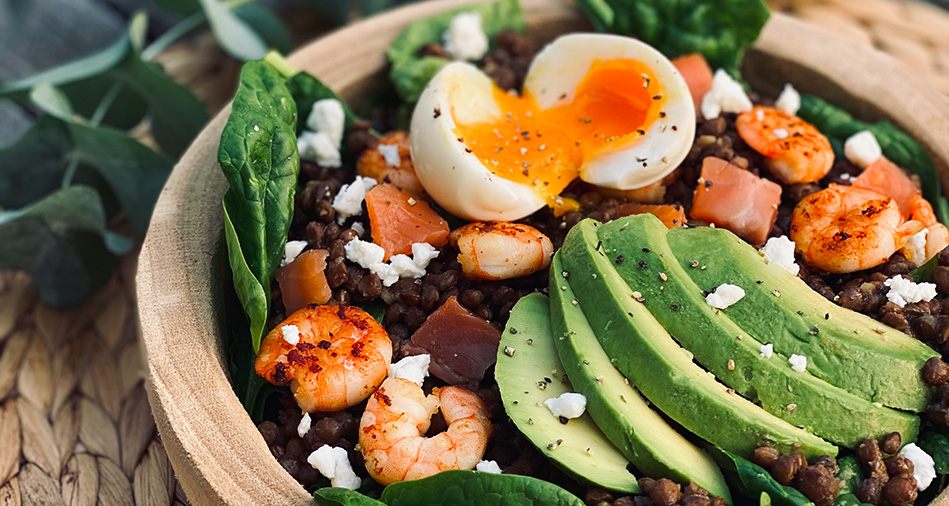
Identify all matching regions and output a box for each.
[665,225,937,412]
[559,219,837,458]
[596,215,918,448]
[549,255,732,502]
[497,293,640,493]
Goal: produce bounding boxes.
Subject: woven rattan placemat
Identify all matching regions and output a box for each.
[2,1,948,504]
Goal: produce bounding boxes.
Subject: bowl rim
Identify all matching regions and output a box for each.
[135,1,949,505]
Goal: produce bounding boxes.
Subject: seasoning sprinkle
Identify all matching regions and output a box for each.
[503,346,516,357]
[571,298,579,306]
[659,272,668,282]
[689,260,699,268]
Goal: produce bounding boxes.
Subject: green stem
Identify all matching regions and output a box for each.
[263,50,297,78]
[61,157,80,189]
[89,81,123,127]
[141,11,205,61]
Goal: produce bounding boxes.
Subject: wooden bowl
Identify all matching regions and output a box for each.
[135,1,949,504]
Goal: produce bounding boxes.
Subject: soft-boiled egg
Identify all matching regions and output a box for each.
[410,33,695,221]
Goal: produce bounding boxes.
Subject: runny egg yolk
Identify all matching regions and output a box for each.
[453,58,667,207]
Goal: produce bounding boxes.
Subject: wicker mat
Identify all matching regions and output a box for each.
[2,1,949,505]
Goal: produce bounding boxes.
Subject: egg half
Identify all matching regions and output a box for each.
[410,33,696,221]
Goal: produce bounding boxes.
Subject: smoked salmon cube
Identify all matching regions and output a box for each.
[691,157,782,245]
[365,183,450,260]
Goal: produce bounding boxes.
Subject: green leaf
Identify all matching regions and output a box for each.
[0,186,124,308]
[151,0,201,15]
[286,70,360,135]
[798,95,949,225]
[919,429,949,474]
[386,0,526,102]
[836,456,864,496]
[222,202,270,357]
[574,0,769,73]
[314,488,387,506]
[379,470,585,505]
[29,83,75,121]
[233,3,293,55]
[218,59,299,351]
[834,494,871,506]
[910,255,939,283]
[711,448,814,506]
[0,116,74,209]
[198,0,269,61]
[62,77,149,131]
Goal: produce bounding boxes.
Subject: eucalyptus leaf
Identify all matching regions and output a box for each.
[233,3,293,55]
[29,83,74,121]
[314,488,387,506]
[0,116,74,209]
[0,186,124,308]
[379,470,585,505]
[198,0,269,61]
[151,0,201,15]
[386,0,526,102]
[63,76,149,130]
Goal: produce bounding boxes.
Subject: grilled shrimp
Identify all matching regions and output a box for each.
[736,106,834,184]
[905,194,949,263]
[359,377,492,485]
[255,305,392,412]
[357,131,424,195]
[449,221,553,280]
[790,185,924,273]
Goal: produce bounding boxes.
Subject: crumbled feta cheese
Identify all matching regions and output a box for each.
[390,254,426,279]
[443,12,489,61]
[298,131,341,168]
[389,354,431,386]
[281,325,301,346]
[844,130,883,168]
[788,354,807,372]
[476,460,503,474]
[774,83,801,116]
[900,443,936,491]
[773,128,789,139]
[332,176,377,224]
[544,392,587,419]
[281,240,308,266]
[412,242,440,267]
[903,229,929,266]
[297,412,311,438]
[371,262,400,287]
[378,143,401,167]
[706,284,746,309]
[307,446,362,490]
[344,238,386,269]
[701,69,753,120]
[350,222,365,237]
[305,99,346,148]
[760,343,774,358]
[884,275,937,307]
[761,236,800,275]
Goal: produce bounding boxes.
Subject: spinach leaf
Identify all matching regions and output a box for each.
[711,448,814,506]
[314,488,387,506]
[919,429,949,474]
[0,186,131,308]
[834,494,870,506]
[379,470,585,505]
[836,456,864,496]
[573,0,769,73]
[797,95,949,225]
[910,255,938,283]
[386,0,525,102]
[286,71,360,136]
[218,57,299,351]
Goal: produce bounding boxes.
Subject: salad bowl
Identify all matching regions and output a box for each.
[135,0,949,504]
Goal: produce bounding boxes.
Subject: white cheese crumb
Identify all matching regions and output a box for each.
[351,222,365,237]
[412,242,440,268]
[306,99,345,148]
[900,443,936,491]
[344,238,386,269]
[773,128,789,139]
[705,284,746,309]
[443,12,489,61]
[281,325,301,346]
[761,236,800,276]
[281,240,308,266]
[297,412,311,438]
[760,343,774,358]
[377,143,401,167]
[701,69,753,120]
[844,130,883,168]
[903,229,929,267]
[298,131,341,168]
[344,239,440,287]
[390,254,425,279]
[389,354,431,386]
[307,446,362,490]
[476,460,503,474]
[332,176,377,224]
[788,354,807,372]
[544,392,587,419]
[884,275,938,307]
[774,83,801,116]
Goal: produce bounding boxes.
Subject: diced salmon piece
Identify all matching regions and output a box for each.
[276,249,331,314]
[619,203,687,228]
[691,157,782,245]
[852,156,920,220]
[672,53,714,112]
[408,296,501,385]
[365,183,450,260]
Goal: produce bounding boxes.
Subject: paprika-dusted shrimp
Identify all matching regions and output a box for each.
[904,194,949,263]
[255,305,392,412]
[736,106,834,184]
[359,377,492,485]
[790,185,924,273]
[449,221,553,280]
